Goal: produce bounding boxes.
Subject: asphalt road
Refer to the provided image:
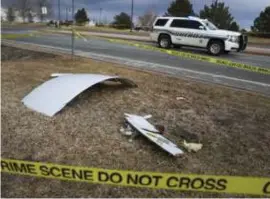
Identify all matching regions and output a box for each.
[2,26,269,69]
[2,27,270,95]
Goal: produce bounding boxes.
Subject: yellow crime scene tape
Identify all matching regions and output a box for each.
[45,29,269,76]
[1,158,270,196]
[107,38,270,75]
[74,30,89,41]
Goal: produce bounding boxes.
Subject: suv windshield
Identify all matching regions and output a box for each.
[203,20,218,30]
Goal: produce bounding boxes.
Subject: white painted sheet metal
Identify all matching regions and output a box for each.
[50,73,74,77]
[22,74,136,117]
[124,114,184,156]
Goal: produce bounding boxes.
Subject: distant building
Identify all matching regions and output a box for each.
[87,20,96,27]
[86,11,96,27]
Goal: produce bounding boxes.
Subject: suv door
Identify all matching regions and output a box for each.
[169,19,189,45]
[169,19,207,47]
[184,20,208,47]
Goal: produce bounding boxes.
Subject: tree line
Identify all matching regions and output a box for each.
[4,0,270,34]
[111,0,270,33]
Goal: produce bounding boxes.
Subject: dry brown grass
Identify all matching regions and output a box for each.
[249,36,270,45]
[1,46,270,198]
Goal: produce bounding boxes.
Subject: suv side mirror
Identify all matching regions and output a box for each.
[199,26,205,30]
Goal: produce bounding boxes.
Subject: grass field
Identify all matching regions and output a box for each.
[1,33,33,39]
[248,36,270,45]
[1,22,45,27]
[1,45,270,198]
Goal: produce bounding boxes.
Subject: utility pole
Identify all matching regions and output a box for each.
[130,0,133,32]
[212,0,216,23]
[66,8,68,21]
[71,0,74,57]
[99,8,102,25]
[58,0,61,21]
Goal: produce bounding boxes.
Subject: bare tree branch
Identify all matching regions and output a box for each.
[138,10,157,28]
[16,0,31,22]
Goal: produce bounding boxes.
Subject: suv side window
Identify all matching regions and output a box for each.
[170,19,187,28]
[188,20,203,29]
[155,19,169,26]
[170,19,202,29]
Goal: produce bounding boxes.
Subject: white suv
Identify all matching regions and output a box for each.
[150,16,248,56]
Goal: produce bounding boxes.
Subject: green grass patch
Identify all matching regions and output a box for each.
[1,33,32,39]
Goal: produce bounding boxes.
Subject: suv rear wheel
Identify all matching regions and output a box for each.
[207,40,224,56]
[158,35,171,49]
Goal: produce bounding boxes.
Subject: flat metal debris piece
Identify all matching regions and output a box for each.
[124,113,184,156]
[22,73,136,117]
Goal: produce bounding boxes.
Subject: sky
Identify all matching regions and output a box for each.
[2,0,270,29]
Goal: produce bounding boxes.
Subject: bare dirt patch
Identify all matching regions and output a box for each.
[1,45,270,198]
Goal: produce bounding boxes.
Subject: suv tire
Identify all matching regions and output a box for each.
[207,40,224,56]
[158,35,171,49]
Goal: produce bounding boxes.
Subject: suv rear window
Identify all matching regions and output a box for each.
[155,19,169,26]
[170,19,202,29]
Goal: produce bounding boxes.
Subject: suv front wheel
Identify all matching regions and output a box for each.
[207,40,224,56]
[158,35,171,49]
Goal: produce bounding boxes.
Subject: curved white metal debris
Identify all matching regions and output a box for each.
[124,114,184,156]
[50,73,74,77]
[22,73,136,117]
